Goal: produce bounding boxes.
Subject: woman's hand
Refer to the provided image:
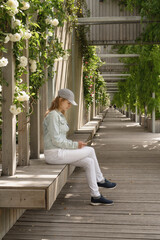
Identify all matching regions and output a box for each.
[78,141,87,149]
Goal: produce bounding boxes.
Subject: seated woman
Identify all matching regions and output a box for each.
[43,88,116,205]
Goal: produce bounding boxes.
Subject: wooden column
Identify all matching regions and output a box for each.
[144,105,147,128]
[139,108,141,125]
[152,92,155,133]
[135,104,138,123]
[91,77,96,119]
[18,40,30,165]
[30,99,40,159]
[40,72,48,153]
[2,41,16,176]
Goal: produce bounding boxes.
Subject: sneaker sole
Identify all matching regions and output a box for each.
[90,202,114,206]
[98,185,117,189]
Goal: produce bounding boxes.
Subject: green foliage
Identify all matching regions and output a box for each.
[82,46,108,108]
[112,45,160,119]
[117,0,160,42]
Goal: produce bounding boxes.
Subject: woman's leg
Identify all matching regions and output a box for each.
[71,157,100,197]
[45,147,102,197]
[57,146,104,182]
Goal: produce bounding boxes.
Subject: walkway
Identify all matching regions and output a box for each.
[3,109,160,240]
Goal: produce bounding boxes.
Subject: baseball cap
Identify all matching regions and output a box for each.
[58,88,78,106]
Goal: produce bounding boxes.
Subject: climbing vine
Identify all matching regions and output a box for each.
[83,46,109,109]
[117,0,160,42]
[112,45,160,119]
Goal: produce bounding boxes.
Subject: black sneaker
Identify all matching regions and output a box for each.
[97,179,117,189]
[91,195,114,206]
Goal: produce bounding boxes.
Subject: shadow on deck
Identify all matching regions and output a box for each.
[3,108,160,240]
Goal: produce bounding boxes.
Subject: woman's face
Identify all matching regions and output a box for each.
[59,99,72,112]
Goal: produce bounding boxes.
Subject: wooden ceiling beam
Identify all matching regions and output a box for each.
[98,54,139,58]
[77,16,156,25]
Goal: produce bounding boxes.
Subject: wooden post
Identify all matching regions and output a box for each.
[18,40,30,166]
[30,98,40,159]
[152,92,155,133]
[40,72,48,153]
[135,104,138,122]
[91,77,96,119]
[144,105,147,128]
[2,41,16,176]
[139,108,141,125]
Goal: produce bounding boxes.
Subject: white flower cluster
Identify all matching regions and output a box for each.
[9,33,21,42]
[4,30,32,44]
[19,56,28,68]
[6,0,19,16]
[12,18,21,28]
[29,59,37,72]
[9,105,21,115]
[0,57,8,67]
[45,18,59,27]
[48,31,53,37]
[17,91,29,101]
[23,29,32,39]
[6,0,30,16]
[20,1,30,10]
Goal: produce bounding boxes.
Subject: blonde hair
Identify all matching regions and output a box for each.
[45,96,66,117]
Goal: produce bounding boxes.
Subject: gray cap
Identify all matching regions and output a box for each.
[58,88,78,106]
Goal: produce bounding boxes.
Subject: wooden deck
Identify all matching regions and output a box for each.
[3,108,160,240]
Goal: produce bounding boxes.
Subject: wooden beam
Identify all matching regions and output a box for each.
[88,40,160,45]
[77,16,156,25]
[102,74,131,77]
[98,54,139,58]
[106,83,118,85]
[104,78,126,80]
[2,41,16,176]
[18,40,30,166]
[107,91,119,93]
[102,63,127,66]
[30,99,40,159]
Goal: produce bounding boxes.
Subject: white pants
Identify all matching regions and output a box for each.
[44,146,104,197]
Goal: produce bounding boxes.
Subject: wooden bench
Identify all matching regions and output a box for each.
[75,119,102,137]
[0,133,92,210]
[0,113,106,210]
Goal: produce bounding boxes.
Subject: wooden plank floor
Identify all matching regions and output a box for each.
[3,108,160,240]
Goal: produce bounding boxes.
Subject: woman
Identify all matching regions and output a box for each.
[43,88,116,205]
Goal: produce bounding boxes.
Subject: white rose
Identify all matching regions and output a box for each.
[30,65,37,72]
[10,33,21,42]
[8,7,18,16]
[45,18,51,24]
[13,19,21,28]
[23,30,32,39]
[16,107,22,114]
[29,60,37,72]
[29,59,36,64]
[19,56,28,67]
[0,57,9,67]
[4,35,10,43]
[6,0,19,9]
[48,31,53,37]
[20,1,30,10]
[17,91,29,101]
[51,18,59,26]
[9,105,22,115]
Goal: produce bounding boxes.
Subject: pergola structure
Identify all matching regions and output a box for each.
[77,0,160,132]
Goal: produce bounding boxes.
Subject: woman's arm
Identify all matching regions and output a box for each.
[48,111,78,149]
